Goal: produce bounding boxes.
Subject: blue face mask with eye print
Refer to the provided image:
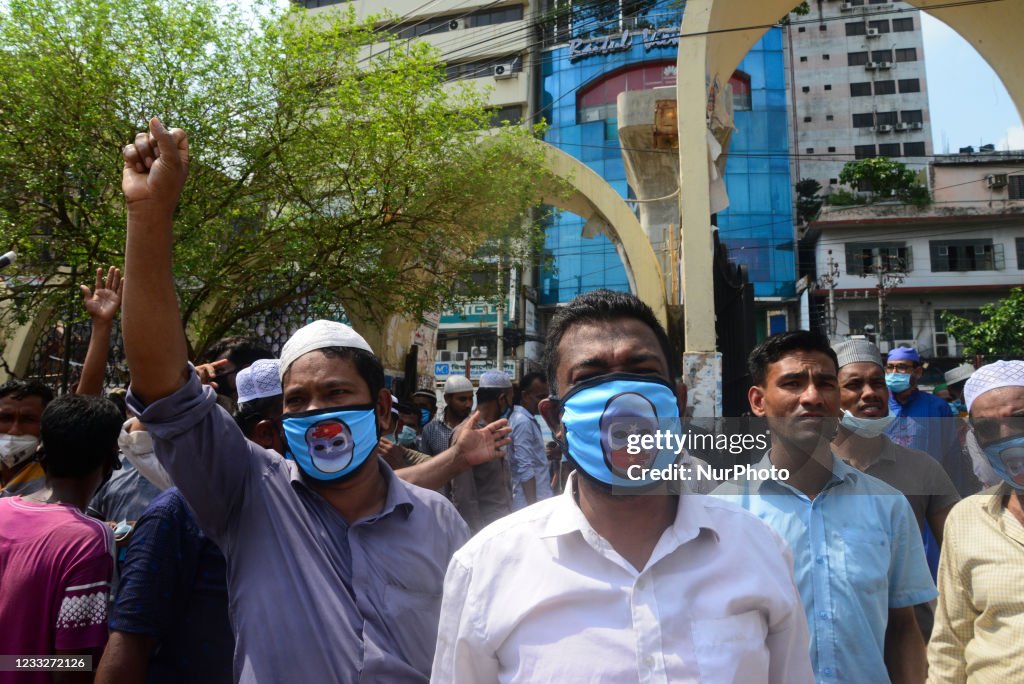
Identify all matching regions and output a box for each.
[981,434,1024,491]
[282,405,379,482]
[555,373,679,489]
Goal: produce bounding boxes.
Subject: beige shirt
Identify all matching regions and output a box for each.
[927,483,1024,683]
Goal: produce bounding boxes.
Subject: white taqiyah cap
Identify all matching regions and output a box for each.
[944,363,976,386]
[279,320,374,378]
[478,370,513,389]
[443,375,474,395]
[964,360,1024,412]
[236,359,282,403]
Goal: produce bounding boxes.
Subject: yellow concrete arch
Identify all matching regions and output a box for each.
[676,0,1024,355]
[534,140,669,328]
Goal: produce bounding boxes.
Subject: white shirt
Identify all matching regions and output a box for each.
[431,473,814,683]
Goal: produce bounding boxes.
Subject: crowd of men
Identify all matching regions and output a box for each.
[1,119,1023,684]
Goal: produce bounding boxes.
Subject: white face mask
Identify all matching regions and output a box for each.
[840,410,896,438]
[117,426,173,490]
[0,434,40,469]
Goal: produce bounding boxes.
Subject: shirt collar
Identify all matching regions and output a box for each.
[288,459,415,521]
[982,481,1015,517]
[540,472,720,546]
[757,449,859,494]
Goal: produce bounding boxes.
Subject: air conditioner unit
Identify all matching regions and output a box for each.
[470,346,488,359]
[878,61,893,70]
[877,124,894,133]
[910,122,923,130]
[895,122,910,131]
[436,350,452,362]
[866,28,880,38]
[865,62,879,70]
[453,351,468,362]
[840,2,854,10]
[493,63,518,80]
[448,18,466,31]
[986,173,1009,189]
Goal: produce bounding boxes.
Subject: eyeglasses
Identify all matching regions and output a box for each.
[884,364,916,373]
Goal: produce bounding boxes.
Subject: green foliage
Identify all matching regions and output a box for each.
[942,290,1024,361]
[0,0,566,358]
[824,189,862,206]
[838,157,930,205]
[795,178,822,224]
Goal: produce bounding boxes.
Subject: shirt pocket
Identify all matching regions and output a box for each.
[840,527,890,595]
[692,609,770,683]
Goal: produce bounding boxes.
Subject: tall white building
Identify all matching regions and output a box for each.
[785,0,932,194]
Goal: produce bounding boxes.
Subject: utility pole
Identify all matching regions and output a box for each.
[817,249,840,338]
[496,255,505,371]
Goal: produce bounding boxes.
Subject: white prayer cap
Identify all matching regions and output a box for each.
[944,363,975,386]
[833,339,881,368]
[443,375,474,395]
[279,320,374,378]
[236,359,282,403]
[964,360,1024,412]
[478,370,513,389]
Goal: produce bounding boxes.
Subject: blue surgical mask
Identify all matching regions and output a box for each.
[885,373,912,393]
[980,434,1024,490]
[557,373,679,489]
[419,409,432,427]
[840,409,896,438]
[282,405,379,482]
[397,425,417,446]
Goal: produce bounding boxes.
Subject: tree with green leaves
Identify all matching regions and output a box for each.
[795,178,822,224]
[942,290,1024,361]
[0,0,565,363]
[838,157,930,205]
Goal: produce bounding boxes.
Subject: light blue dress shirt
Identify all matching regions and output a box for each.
[714,452,936,683]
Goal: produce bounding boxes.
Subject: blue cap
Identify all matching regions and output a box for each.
[887,347,920,363]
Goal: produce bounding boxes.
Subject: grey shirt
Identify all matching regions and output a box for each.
[88,456,164,522]
[127,373,470,683]
[844,436,961,532]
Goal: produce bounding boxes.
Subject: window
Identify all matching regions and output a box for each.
[893,18,914,32]
[930,239,1004,271]
[871,49,893,62]
[1010,175,1024,200]
[846,243,913,275]
[799,26,806,32]
[830,178,839,185]
[879,143,901,157]
[869,0,888,4]
[898,78,921,93]
[468,5,525,27]
[848,0,865,5]
[848,311,879,340]
[934,309,981,357]
[896,47,918,62]
[731,71,752,110]
[828,146,836,152]
[851,82,873,97]
[874,80,896,95]
[903,141,926,156]
[855,144,877,159]
[488,105,523,126]
[577,61,687,122]
[825,84,832,90]
[824,54,830,60]
[848,51,869,66]
[300,0,344,6]
[1017,237,1024,268]
[806,147,815,154]
[826,114,834,120]
[876,111,898,125]
[900,110,923,124]
[800,56,808,63]
[820,24,827,31]
[846,22,867,36]
[853,113,875,128]
[804,116,813,122]
[869,20,891,33]
[802,86,811,93]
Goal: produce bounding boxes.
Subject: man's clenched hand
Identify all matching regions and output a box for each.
[122,117,189,217]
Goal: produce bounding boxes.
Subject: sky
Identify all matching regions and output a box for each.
[920,11,1023,153]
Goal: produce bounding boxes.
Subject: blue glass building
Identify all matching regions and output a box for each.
[538,7,795,313]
